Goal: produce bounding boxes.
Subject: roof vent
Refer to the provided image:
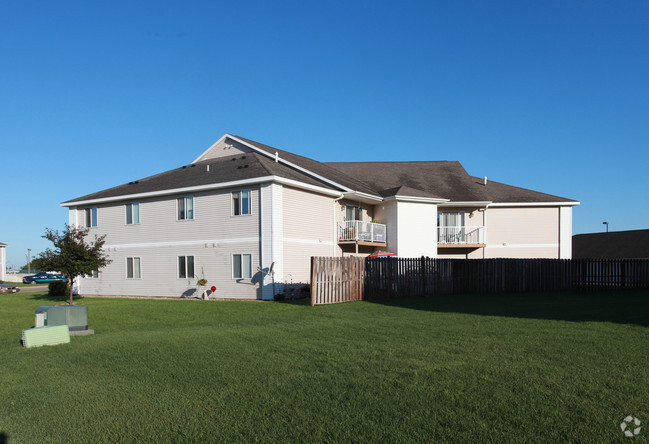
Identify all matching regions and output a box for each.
[237,166,242,169]
[206,165,210,172]
[275,152,279,163]
[182,166,187,169]
[241,155,246,159]
[232,157,236,161]
[244,165,248,168]
[484,176,488,186]
[191,164,196,168]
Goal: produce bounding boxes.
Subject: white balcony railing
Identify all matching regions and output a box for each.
[338,221,387,243]
[438,226,485,245]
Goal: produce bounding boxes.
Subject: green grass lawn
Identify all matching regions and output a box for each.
[1,290,648,443]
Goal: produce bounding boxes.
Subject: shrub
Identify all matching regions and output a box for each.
[273,293,286,301]
[49,280,69,299]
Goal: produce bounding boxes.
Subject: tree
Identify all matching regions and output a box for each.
[37,224,112,304]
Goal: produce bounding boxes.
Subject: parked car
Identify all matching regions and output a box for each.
[22,272,67,284]
[0,283,20,293]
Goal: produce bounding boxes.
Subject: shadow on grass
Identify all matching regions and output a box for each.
[366,289,649,327]
[26,292,76,304]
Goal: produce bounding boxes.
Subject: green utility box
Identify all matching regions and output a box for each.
[35,305,88,331]
[22,325,70,348]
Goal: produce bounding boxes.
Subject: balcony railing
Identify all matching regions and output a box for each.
[438,226,485,245]
[338,221,387,243]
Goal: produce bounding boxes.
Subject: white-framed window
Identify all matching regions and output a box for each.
[177,196,194,220]
[84,207,98,227]
[125,202,140,225]
[178,256,195,279]
[232,253,252,279]
[345,204,362,221]
[232,190,251,216]
[85,270,99,279]
[126,257,141,279]
[437,212,465,228]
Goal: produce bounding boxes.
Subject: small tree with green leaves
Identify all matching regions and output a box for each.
[37,224,112,304]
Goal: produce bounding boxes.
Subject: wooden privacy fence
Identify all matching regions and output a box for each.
[310,256,365,305]
[310,257,649,305]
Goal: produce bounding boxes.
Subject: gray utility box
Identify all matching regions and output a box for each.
[35,305,88,331]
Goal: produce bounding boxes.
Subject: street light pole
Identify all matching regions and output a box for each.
[27,249,31,274]
[602,222,609,233]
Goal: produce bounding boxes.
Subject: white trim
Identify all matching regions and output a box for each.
[487,243,559,248]
[273,177,342,197]
[62,175,342,207]
[438,201,492,208]
[342,191,383,203]
[383,195,449,204]
[488,202,580,207]
[284,237,334,246]
[104,237,260,250]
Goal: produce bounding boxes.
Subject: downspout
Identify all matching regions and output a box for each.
[482,203,490,259]
[333,194,345,256]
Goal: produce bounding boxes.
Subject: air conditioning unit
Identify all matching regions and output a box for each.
[35,312,46,328]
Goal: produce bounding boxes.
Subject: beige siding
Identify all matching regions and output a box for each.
[201,138,254,161]
[76,186,263,299]
[282,186,335,282]
[484,206,560,258]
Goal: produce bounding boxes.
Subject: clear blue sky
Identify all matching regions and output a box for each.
[2,0,648,269]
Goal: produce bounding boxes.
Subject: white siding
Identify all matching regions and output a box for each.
[76,186,263,299]
[282,186,334,283]
[396,201,437,257]
[559,206,573,259]
[260,183,284,300]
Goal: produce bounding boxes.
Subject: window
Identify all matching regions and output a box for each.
[84,207,98,227]
[437,212,465,227]
[232,254,252,279]
[86,270,99,279]
[345,205,362,221]
[178,256,195,279]
[126,257,141,279]
[232,190,251,216]
[177,196,194,220]
[125,202,140,225]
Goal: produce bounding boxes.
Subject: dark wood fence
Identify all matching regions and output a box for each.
[310,257,649,305]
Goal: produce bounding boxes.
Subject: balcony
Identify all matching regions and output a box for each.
[438,226,485,248]
[338,221,387,246]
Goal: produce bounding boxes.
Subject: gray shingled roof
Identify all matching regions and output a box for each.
[63,151,341,204]
[573,230,649,259]
[325,161,576,203]
[233,135,380,196]
[63,134,577,205]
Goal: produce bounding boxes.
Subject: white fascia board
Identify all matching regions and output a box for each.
[272,177,343,197]
[225,134,354,193]
[342,191,383,203]
[489,201,580,207]
[61,175,341,207]
[438,201,492,208]
[383,195,449,204]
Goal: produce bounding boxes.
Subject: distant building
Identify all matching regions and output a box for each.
[572,229,649,259]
